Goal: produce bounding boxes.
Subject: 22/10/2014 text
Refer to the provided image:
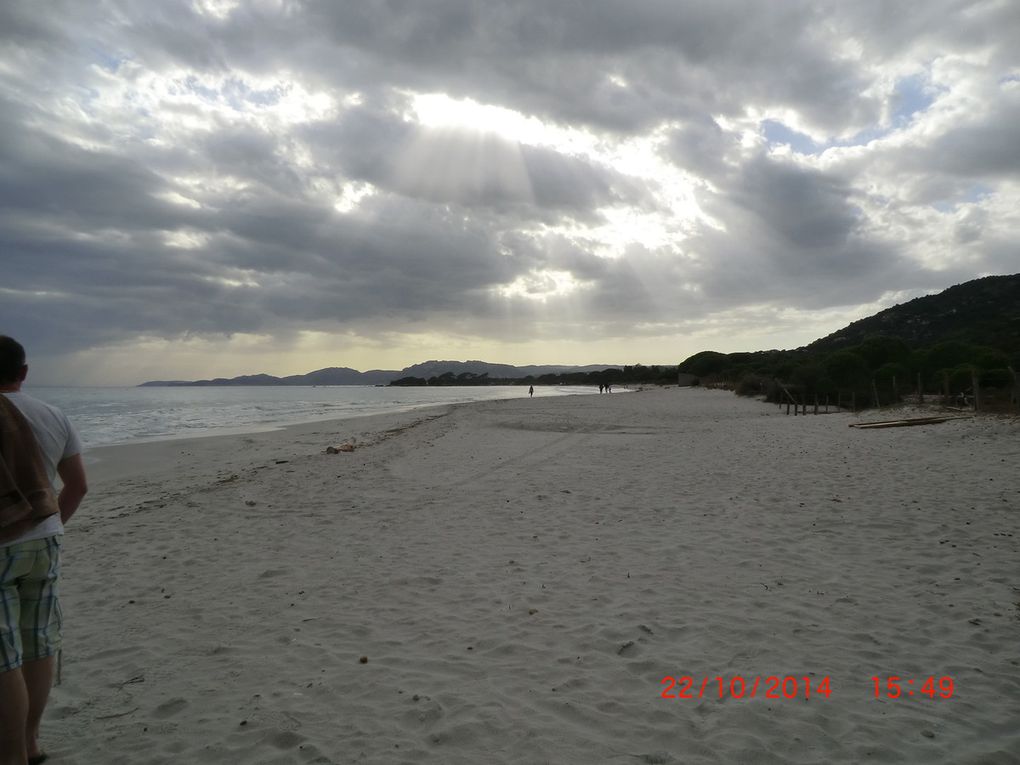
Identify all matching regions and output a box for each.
[660,675,831,700]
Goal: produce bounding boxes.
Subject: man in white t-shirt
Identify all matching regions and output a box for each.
[0,336,87,765]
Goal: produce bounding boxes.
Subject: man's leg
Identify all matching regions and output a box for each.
[1,539,29,765]
[4,539,61,764]
[21,656,53,761]
[0,666,29,765]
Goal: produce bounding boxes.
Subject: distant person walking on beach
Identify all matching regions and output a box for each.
[528,385,534,398]
[0,336,88,765]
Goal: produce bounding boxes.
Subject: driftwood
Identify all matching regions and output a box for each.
[849,415,972,429]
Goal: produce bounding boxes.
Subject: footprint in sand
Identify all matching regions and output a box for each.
[267,730,305,749]
[152,698,189,719]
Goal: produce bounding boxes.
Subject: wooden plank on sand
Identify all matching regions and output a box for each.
[848,416,966,428]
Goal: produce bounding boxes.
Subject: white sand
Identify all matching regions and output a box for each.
[40,388,1019,764]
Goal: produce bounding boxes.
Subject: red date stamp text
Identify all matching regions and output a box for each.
[660,675,831,700]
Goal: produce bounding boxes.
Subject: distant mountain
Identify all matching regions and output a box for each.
[139,360,620,387]
[141,373,286,387]
[283,367,394,386]
[805,274,1020,354]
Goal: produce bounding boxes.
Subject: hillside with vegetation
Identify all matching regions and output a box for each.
[807,274,1020,354]
[677,274,1020,409]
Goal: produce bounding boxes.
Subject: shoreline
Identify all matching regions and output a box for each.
[44,383,603,452]
[47,387,1020,764]
[82,386,635,483]
[83,400,461,485]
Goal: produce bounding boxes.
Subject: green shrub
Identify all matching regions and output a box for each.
[980,368,1014,389]
[735,374,768,397]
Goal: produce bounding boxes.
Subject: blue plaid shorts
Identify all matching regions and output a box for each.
[0,536,62,672]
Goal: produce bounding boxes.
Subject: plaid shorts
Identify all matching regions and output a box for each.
[0,536,62,673]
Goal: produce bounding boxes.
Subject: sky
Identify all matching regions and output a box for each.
[2,1,1018,386]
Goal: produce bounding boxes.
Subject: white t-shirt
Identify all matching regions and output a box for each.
[1,391,82,543]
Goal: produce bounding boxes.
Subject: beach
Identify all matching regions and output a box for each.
[42,387,1019,764]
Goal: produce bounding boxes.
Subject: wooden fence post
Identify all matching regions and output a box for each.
[776,380,800,416]
[917,373,924,405]
[972,370,981,412]
[871,379,881,409]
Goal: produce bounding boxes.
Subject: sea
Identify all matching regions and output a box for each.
[22,384,601,449]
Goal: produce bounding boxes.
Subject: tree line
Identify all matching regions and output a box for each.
[678,336,1019,409]
[389,364,679,388]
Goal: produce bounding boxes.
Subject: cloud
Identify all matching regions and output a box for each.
[301,102,646,218]
[918,96,1020,179]
[1,0,1017,382]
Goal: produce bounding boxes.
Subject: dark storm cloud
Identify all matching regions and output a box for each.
[665,115,748,184]
[912,97,1020,179]
[29,0,878,134]
[670,148,927,309]
[1,0,1017,366]
[198,126,307,197]
[3,193,520,355]
[830,0,1020,64]
[282,0,882,133]
[0,100,179,235]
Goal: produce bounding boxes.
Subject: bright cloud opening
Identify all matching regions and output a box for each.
[495,269,587,301]
[410,92,598,155]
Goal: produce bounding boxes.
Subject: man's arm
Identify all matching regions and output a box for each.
[57,454,87,524]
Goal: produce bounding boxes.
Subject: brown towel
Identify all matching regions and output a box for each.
[0,395,59,544]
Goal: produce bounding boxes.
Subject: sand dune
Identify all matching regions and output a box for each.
[40,387,1020,763]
